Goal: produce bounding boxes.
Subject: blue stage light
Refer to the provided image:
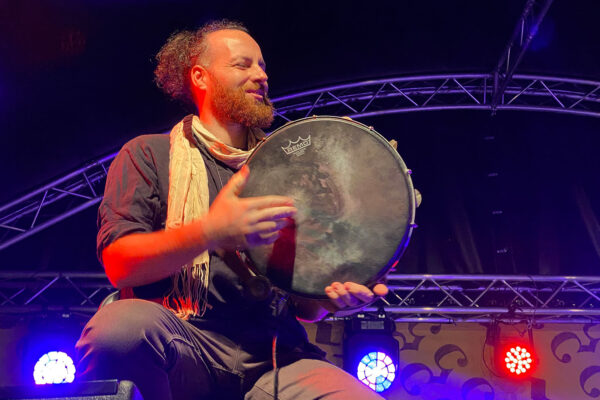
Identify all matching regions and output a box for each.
[356,351,396,392]
[33,351,76,384]
[343,312,399,393]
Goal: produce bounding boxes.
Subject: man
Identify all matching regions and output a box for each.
[76,20,387,400]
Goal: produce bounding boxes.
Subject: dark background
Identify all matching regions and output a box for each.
[1,0,599,276]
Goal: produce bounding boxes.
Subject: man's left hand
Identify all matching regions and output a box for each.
[324,282,388,312]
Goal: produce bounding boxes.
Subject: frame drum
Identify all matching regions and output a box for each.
[241,116,416,298]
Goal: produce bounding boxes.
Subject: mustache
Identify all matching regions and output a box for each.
[246,85,269,97]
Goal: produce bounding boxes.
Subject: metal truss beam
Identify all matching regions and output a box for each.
[0,271,113,316]
[271,74,600,124]
[362,274,600,324]
[1,272,599,324]
[0,154,114,251]
[492,0,554,110]
[2,74,599,250]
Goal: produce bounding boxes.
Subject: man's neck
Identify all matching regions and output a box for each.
[198,113,248,150]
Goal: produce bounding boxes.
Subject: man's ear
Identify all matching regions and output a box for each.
[190,65,208,91]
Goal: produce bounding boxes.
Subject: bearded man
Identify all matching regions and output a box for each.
[76,20,387,400]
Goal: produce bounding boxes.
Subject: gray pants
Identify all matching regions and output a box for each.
[76,299,383,400]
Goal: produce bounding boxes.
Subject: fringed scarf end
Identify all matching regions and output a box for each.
[162,261,210,320]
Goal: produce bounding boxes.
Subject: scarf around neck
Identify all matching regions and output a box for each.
[163,114,265,319]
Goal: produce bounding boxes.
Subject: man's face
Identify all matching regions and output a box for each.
[202,30,274,128]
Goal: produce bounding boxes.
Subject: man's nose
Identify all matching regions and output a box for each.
[252,65,268,83]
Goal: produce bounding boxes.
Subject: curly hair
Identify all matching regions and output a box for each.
[154,19,249,106]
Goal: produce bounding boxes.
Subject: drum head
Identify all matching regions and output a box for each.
[241,116,415,298]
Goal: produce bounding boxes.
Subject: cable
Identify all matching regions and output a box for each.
[527,274,539,325]
[272,333,279,400]
[269,291,288,400]
[527,319,535,354]
[481,318,502,378]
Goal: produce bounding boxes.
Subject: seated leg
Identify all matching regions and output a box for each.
[245,358,385,400]
[75,299,214,400]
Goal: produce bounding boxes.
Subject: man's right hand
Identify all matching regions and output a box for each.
[203,165,297,250]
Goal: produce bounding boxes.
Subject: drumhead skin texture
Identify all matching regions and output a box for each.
[240,116,416,298]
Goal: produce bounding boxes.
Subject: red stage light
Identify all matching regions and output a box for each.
[503,345,533,376]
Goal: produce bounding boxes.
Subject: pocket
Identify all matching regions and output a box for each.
[211,365,244,400]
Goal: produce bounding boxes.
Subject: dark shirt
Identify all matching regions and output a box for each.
[97,117,313,350]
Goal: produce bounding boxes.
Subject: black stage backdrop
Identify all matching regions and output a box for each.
[1,111,599,276]
[376,111,600,276]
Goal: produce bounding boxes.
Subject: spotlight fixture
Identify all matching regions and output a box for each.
[357,351,396,392]
[33,351,76,384]
[343,311,399,393]
[486,319,537,378]
[503,345,533,376]
[20,315,83,385]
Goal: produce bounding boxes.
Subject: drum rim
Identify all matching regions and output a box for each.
[244,115,417,298]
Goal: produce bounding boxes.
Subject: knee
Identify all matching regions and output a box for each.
[278,360,384,399]
[76,300,171,361]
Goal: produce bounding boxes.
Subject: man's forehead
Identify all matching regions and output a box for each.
[205,29,263,62]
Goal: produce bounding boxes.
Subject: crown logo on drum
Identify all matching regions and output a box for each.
[281,135,312,156]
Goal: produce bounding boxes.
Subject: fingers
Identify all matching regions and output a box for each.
[251,220,290,234]
[221,165,250,197]
[249,206,297,224]
[220,167,294,207]
[244,216,294,247]
[415,189,422,208]
[372,283,389,297]
[326,282,374,308]
[243,209,294,240]
[245,195,295,209]
[325,282,388,310]
[389,139,398,151]
[258,231,280,241]
[246,230,280,247]
[325,283,353,308]
[344,282,378,305]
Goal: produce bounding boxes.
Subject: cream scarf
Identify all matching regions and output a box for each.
[163,115,265,319]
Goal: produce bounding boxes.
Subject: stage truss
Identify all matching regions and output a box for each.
[272,74,600,123]
[1,271,599,324]
[1,73,599,252]
[364,274,600,324]
[0,154,113,251]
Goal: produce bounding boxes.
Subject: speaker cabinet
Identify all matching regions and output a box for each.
[0,380,142,400]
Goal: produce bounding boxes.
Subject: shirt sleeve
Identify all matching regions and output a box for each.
[97,137,163,263]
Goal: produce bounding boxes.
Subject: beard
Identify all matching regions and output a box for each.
[209,76,275,129]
